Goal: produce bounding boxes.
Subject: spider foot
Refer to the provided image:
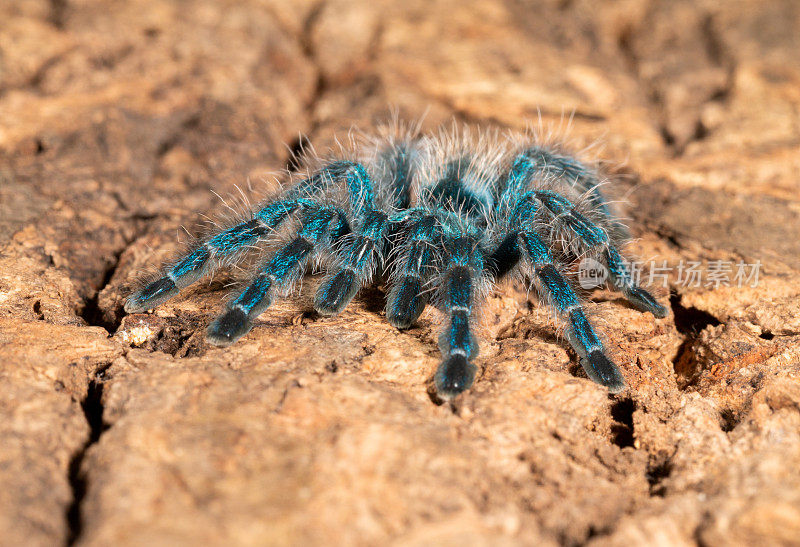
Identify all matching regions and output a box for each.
[626,287,668,318]
[581,350,626,393]
[315,269,359,316]
[125,277,179,313]
[387,278,428,329]
[206,307,253,347]
[434,354,478,399]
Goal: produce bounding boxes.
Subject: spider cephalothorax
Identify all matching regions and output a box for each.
[126,121,667,398]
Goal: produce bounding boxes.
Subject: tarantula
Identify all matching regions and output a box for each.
[125,121,667,398]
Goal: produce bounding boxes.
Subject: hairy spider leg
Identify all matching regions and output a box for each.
[126,160,375,314]
[386,215,440,329]
[485,231,523,280]
[497,154,540,215]
[376,141,417,209]
[125,199,302,313]
[312,142,423,315]
[522,148,614,219]
[517,223,626,392]
[206,205,348,346]
[434,232,484,398]
[498,150,618,231]
[532,190,667,318]
[314,209,389,315]
[288,160,374,218]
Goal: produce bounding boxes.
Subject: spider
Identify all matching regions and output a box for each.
[125,121,667,399]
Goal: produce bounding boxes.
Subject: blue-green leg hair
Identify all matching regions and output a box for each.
[314,209,389,315]
[125,198,302,313]
[126,159,375,315]
[385,215,441,329]
[530,190,667,318]
[375,141,418,210]
[206,206,345,346]
[519,231,626,392]
[288,160,374,218]
[433,235,484,399]
[498,149,617,229]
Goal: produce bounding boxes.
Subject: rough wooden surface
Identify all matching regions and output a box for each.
[2,1,800,545]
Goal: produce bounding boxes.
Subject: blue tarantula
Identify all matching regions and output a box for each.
[126,122,667,398]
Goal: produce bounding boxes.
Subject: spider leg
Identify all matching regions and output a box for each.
[501,149,614,221]
[385,214,440,329]
[377,140,417,210]
[206,205,348,346]
[433,233,484,398]
[126,160,374,314]
[519,230,626,392]
[485,192,540,280]
[313,137,425,315]
[289,160,374,217]
[485,232,523,280]
[314,209,389,315]
[532,190,668,318]
[125,198,302,313]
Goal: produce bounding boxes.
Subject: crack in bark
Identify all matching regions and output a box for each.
[609,397,636,449]
[61,106,219,543]
[669,291,722,390]
[66,363,111,546]
[284,133,312,172]
[78,247,126,334]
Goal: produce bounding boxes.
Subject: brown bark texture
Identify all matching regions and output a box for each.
[1,0,800,545]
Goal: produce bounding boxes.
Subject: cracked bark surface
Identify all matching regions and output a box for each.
[1,0,800,545]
